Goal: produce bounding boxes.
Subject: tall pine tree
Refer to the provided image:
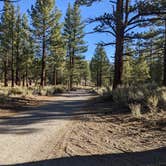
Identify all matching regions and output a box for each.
[30,0,61,86]
[48,9,65,85]
[90,45,110,87]
[63,3,87,90]
[0,1,16,87]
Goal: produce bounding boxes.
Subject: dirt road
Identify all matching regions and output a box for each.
[0,90,166,166]
[0,90,95,165]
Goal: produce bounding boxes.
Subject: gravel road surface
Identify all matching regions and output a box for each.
[0,90,94,165]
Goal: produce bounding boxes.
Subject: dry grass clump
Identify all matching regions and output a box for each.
[92,86,112,96]
[112,86,129,106]
[0,86,31,97]
[147,95,158,113]
[32,85,67,96]
[98,83,166,116]
[0,85,67,98]
[111,85,145,107]
[157,87,166,109]
[129,103,142,118]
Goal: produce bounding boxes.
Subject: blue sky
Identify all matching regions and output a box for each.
[0,0,115,61]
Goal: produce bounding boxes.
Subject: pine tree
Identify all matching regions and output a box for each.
[15,6,22,86]
[10,4,16,87]
[123,40,151,84]
[133,55,150,83]
[0,1,10,86]
[140,30,163,84]
[0,1,16,87]
[21,14,35,87]
[30,0,60,86]
[63,3,73,89]
[79,60,90,86]
[90,45,110,87]
[122,55,133,85]
[63,3,87,90]
[48,9,65,85]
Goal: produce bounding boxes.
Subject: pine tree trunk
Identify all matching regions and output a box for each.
[22,75,25,87]
[84,77,87,86]
[96,66,99,87]
[69,48,74,90]
[53,65,57,85]
[59,70,62,85]
[26,65,28,87]
[11,9,14,87]
[4,59,8,87]
[11,38,14,87]
[69,54,73,90]
[163,19,166,86]
[15,17,21,86]
[15,70,20,86]
[15,42,20,86]
[99,61,102,87]
[113,0,124,90]
[15,55,21,86]
[29,79,32,86]
[41,31,46,87]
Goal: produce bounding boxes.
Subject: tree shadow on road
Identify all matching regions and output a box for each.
[0,92,165,135]
[7,147,166,166]
[0,92,102,134]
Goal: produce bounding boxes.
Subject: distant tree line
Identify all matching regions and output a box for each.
[0,0,91,89]
[0,0,166,89]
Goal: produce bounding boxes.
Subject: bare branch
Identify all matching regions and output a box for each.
[97,41,116,46]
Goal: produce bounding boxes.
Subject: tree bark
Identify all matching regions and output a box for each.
[99,58,102,87]
[40,29,46,87]
[11,7,15,87]
[15,16,21,86]
[69,55,73,90]
[29,79,32,86]
[69,48,74,90]
[22,75,25,87]
[26,65,28,87]
[15,44,20,86]
[163,19,166,86]
[53,65,57,85]
[11,34,14,87]
[113,0,124,89]
[84,77,87,86]
[96,65,99,87]
[4,59,8,87]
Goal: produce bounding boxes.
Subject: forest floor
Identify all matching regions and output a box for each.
[0,90,166,166]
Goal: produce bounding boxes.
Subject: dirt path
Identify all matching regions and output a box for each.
[0,90,95,165]
[1,90,166,166]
